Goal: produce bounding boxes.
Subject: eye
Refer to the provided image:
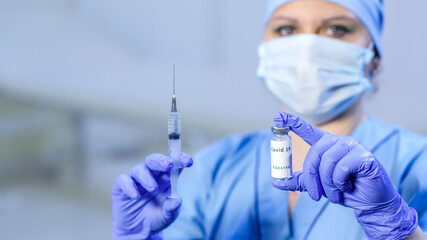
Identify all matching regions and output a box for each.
[274,25,295,36]
[326,25,352,37]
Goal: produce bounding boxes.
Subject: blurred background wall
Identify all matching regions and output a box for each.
[0,0,426,239]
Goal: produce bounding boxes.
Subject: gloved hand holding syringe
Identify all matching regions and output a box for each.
[111,65,193,239]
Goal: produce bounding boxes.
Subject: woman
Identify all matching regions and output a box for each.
[111,0,427,239]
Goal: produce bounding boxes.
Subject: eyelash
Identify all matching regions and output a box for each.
[274,25,295,36]
[273,24,353,37]
[327,25,352,37]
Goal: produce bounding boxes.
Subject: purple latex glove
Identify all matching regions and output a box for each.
[272,112,418,240]
[111,152,193,240]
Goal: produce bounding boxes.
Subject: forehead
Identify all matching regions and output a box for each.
[270,1,357,21]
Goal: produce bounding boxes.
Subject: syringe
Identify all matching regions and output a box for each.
[168,64,181,198]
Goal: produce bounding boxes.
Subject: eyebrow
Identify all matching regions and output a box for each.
[321,16,358,24]
[269,16,298,23]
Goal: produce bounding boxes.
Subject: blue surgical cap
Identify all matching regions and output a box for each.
[264,0,384,56]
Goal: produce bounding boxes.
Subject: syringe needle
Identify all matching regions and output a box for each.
[171,64,177,113]
[173,64,175,96]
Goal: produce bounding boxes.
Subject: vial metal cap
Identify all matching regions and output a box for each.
[271,125,290,134]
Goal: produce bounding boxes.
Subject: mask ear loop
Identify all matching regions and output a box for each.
[367,42,377,78]
[368,42,374,51]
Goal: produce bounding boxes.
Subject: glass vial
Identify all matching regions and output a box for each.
[271,125,292,179]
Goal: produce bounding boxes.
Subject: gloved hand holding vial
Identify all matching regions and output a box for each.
[271,112,418,239]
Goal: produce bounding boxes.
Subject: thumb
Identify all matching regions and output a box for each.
[274,112,326,146]
[162,197,182,223]
[272,171,307,192]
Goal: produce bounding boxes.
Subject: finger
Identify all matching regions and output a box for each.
[146,153,174,172]
[179,152,193,168]
[130,163,158,192]
[319,137,357,203]
[303,134,337,201]
[332,143,371,192]
[162,197,182,224]
[273,112,327,145]
[112,174,141,198]
[272,171,306,191]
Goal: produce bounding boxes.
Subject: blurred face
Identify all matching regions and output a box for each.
[263,0,380,77]
[263,1,372,48]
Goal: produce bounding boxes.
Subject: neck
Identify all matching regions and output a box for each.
[315,101,367,136]
[283,100,367,136]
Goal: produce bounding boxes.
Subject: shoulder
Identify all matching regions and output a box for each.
[358,117,427,184]
[355,116,427,157]
[372,117,426,159]
[359,119,427,221]
[395,128,427,160]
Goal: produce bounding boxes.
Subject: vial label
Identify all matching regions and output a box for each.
[271,140,292,179]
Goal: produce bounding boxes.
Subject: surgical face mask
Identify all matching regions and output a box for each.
[257,34,375,125]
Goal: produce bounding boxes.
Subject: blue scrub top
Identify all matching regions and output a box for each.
[164,117,427,239]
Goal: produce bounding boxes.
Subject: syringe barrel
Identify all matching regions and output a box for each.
[168,113,181,136]
[168,112,181,169]
[168,113,181,198]
[169,138,181,169]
